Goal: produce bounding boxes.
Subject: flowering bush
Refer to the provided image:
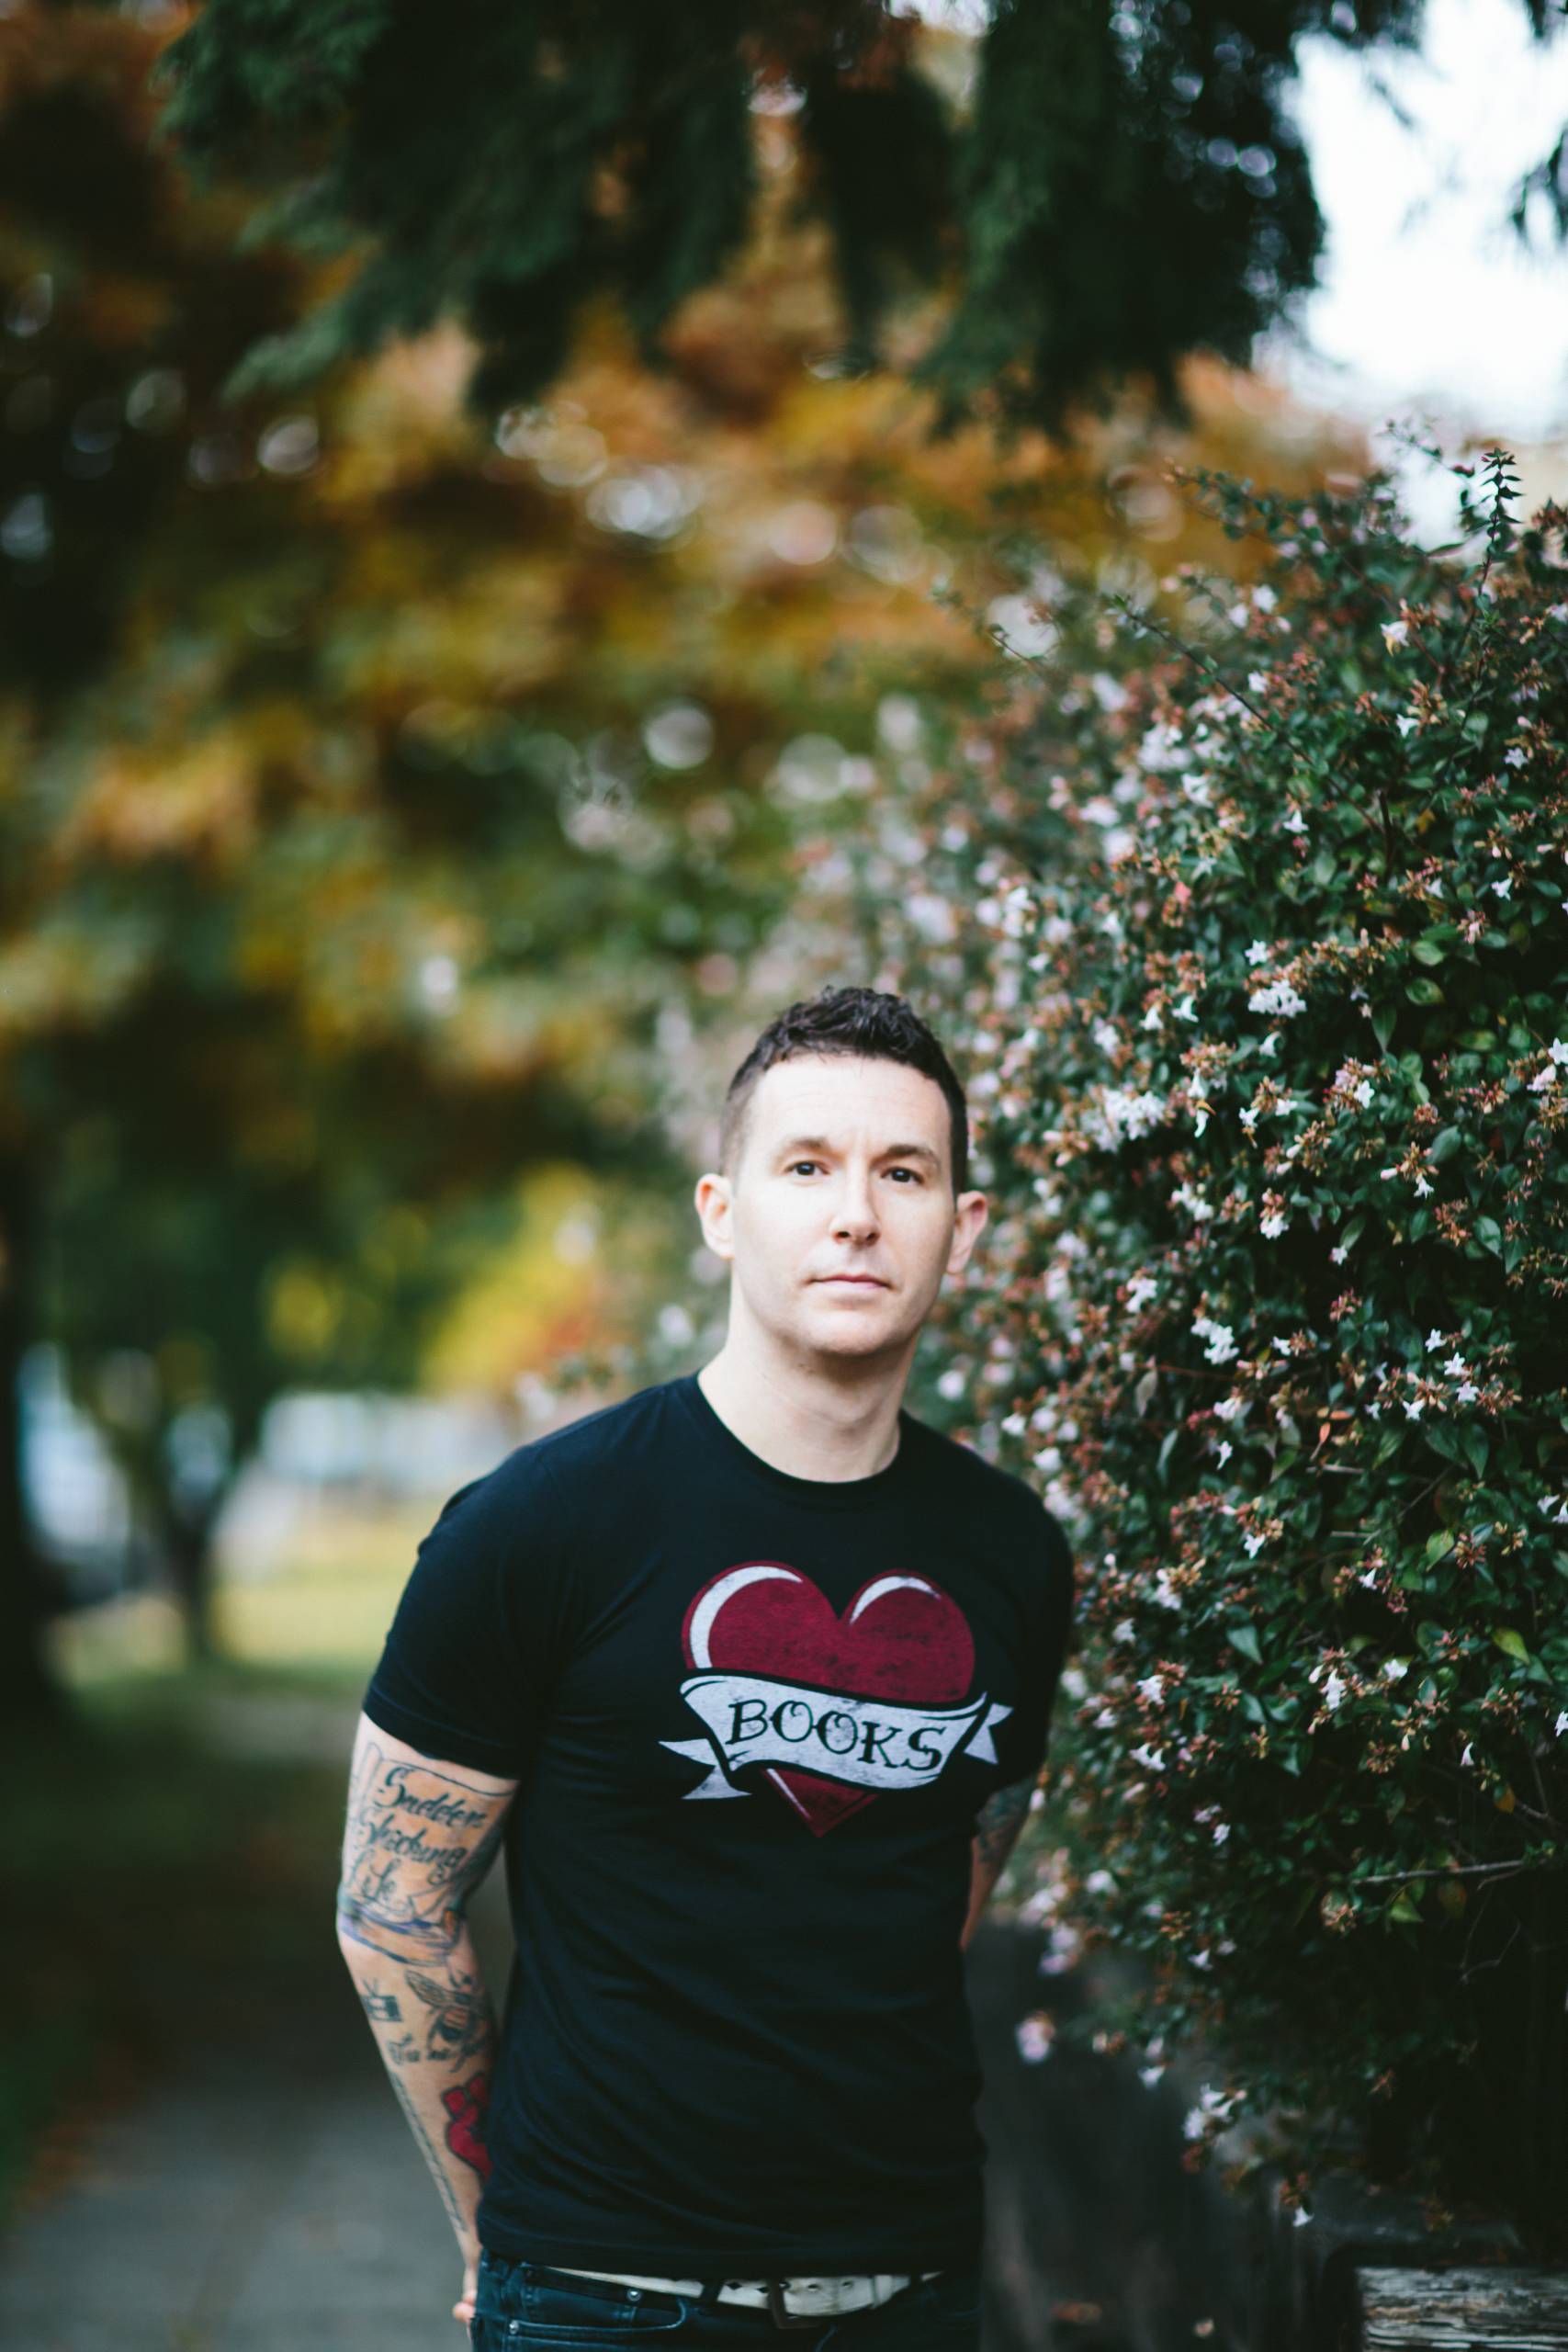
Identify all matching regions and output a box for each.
[874,452,1568,2248]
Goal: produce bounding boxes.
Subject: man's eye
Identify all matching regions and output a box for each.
[789,1161,820,1176]
[886,1167,921,1183]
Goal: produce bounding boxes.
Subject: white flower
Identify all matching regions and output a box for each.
[1353,1079,1373,1107]
[1174,994,1198,1023]
[1555,1712,1568,1736]
[1242,1532,1266,1558]
[1174,1183,1215,1221]
[1192,1101,1211,1136]
[1426,1329,1445,1351]
[1192,1314,1238,1364]
[1142,1003,1165,1031]
[1282,807,1308,836]
[1214,1395,1245,1420]
[1382,618,1410,650]
[1239,1106,1258,1132]
[1457,1382,1479,1403]
[1357,1568,1379,1589]
[1136,1676,1166,1705]
[1395,712,1418,736]
[1329,1245,1348,1265]
[1293,2207,1313,2230]
[1504,745,1527,767]
[1551,1039,1568,1067]
[1403,1398,1424,1420]
[1492,876,1513,899]
[1181,772,1213,805]
[1260,1210,1289,1238]
[1139,2064,1167,2088]
[1101,1084,1167,1142]
[1216,1440,1234,1464]
[1111,1617,1136,1644]
[1016,2015,1055,2064]
[1125,1274,1158,1311]
[1213,1821,1231,1845]
[1248,979,1307,1018]
[1414,1176,1434,1198]
[1246,940,1270,966]
[1383,1658,1408,1680]
[1461,1742,1474,1766]
[936,1367,966,1400]
[1153,1568,1184,1611]
[1443,1354,1468,1378]
[1324,1670,1348,1710]
[1531,1067,1557,1094]
[1260,1030,1281,1057]
[1131,1743,1166,1771]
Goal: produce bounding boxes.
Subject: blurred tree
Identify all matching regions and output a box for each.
[0,0,1362,1718]
[150,0,1565,435]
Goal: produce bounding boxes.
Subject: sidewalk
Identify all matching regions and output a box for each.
[0,1686,487,2352]
[0,1989,464,2352]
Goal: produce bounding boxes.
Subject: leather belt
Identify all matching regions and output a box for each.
[552,2265,945,2328]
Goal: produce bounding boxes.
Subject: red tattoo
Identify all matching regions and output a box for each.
[442,2070,493,2180]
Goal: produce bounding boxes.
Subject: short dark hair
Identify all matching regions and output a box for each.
[718,985,970,1197]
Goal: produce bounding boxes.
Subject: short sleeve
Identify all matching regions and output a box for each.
[1002,1501,1076,1783]
[360,1446,573,1778]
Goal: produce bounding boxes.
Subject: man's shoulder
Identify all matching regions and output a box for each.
[481,1374,682,1499]
[906,1413,1072,1567]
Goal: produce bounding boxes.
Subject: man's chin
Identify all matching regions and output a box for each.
[797,1304,908,1357]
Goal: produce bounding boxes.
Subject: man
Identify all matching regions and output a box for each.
[336,983,1075,2348]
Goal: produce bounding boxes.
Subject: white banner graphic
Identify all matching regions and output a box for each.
[661,1670,1011,1800]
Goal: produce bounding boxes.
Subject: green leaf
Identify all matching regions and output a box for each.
[1491,1626,1530,1664]
[1227,1622,1262,1666]
[1473,1216,1503,1257]
[1405,977,1443,1005]
[1371,1003,1397,1050]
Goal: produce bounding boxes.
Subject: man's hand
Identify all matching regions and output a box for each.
[454,2239,479,2327]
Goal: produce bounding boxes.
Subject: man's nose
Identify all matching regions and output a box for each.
[831,1172,880,1238]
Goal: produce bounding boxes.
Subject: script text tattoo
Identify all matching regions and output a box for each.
[336,1741,508,1961]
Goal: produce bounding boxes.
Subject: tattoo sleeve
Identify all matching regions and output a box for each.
[335,1714,517,2256]
[962,1770,1040,1948]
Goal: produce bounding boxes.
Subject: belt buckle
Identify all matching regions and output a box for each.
[765,2279,827,2330]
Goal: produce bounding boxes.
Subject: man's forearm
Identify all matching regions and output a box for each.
[337,1915,499,2255]
[333,1724,517,2267]
[961,1771,1038,1949]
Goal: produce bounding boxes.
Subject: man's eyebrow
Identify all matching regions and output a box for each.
[773,1135,942,1167]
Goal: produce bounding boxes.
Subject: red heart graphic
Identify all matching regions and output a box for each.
[682,1564,976,1836]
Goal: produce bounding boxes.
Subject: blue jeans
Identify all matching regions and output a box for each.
[469,2248,985,2349]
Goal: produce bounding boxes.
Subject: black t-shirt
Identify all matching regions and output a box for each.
[360,1370,1074,2278]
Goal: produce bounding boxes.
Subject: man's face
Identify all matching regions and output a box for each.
[694,1053,987,1365]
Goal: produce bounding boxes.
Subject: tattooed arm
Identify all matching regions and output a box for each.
[335,1712,518,2330]
[960,1771,1039,1950]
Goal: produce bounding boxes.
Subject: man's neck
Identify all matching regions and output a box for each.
[696,1342,910,1485]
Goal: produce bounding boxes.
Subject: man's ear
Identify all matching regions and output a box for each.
[945,1190,988,1278]
[694,1170,736,1263]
